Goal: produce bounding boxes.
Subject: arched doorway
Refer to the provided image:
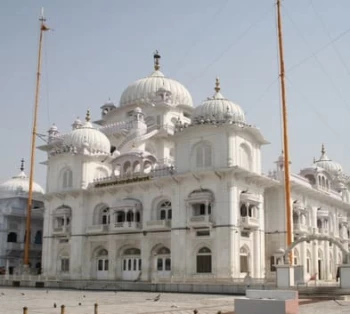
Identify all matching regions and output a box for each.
[283,234,349,282]
[122,248,141,281]
[155,247,171,278]
[96,249,109,280]
[318,249,323,280]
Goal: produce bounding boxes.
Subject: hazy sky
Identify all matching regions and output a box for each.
[1,0,350,189]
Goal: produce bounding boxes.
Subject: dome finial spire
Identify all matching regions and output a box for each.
[215,77,220,93]
[321,143,326,155]
[313,156,316,163]
[85,109,91,122]
[154,50,161,71]
[20,158,25,172]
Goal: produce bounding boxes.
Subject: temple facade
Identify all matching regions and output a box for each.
[38,53,350,282]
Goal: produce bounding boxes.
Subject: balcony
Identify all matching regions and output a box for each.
[110,221,141,232]
[86,224,109,234]
[318,228,329,235]
[52,225,70,236]
[5,243,41,252]
[339,216,348,224]
[6,242,22,251]
[293,223,309,234]
[317,209,329,218]
[188,215,212,228]
[145,220,171,231]
[240,216,259,229]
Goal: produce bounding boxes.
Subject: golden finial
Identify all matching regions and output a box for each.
[321,143,325,155]
[214,77,220,93]
[85,109,91,122]
[20,158,25,172]
[154,50,161,71]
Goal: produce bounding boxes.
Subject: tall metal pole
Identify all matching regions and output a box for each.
[24,9,49,267]
[276,0,293,264]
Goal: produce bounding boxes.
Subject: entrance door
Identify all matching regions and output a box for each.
[122,257,141,281]
[97,258,109,280]
[156,257,171,277]
[318,260,322,280]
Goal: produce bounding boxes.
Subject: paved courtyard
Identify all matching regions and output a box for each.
[0,287,350,314]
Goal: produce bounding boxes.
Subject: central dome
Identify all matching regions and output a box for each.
[193,78,245,123]
[119,52,193,108]
[63,111,111,155]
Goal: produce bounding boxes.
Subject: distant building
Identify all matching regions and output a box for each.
[0,160,44,274]
[39,52,349,283]
[266,147,350,281]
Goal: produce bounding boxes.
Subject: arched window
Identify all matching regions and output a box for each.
[196,143,212,168]
[126,211,134,222]
[158,201,172,220]
[240,246,250,273]
[34,230,42,244]
[293,249,299,265]
[306,250,311,273]
[293,212,299,224]
[62,168,73,189]
[59,251,70,273]
[96,249,109,276]
[123,161,131,176]
[133,161,141,173]
[101,208,110,225]
[116,211,125,223]
[196,247,212,273]
[240,204,247,217]
[7,232,17,243]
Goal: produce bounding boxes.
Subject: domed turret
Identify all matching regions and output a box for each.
[0,159,44,198]
[313,144,342,176]
[63,110,111,155]
[72,117,83,130]
[192,77,245,123]
[119,51,193,108]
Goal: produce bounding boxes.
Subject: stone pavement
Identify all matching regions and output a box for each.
[1,287,350,314]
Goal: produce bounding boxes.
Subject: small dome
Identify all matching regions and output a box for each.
[313,144,342,176]
[0,160,44,198]
[72,117,83,130]
[119,52,193,108]
[63,110,111,155]
[192,78,245,123]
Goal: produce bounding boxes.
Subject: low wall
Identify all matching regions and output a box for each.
[0,278,273,295]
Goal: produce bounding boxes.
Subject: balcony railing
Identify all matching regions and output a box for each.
[240,216,259,229]
[293,223,309,234]
[52,225,71,235]
[6,243,41,251]
[318,228,329,235]
[317,209,329,218]
[86,224,109,234]
[188,215,212,228]
[110,221,141,232]
[145,219,171,230]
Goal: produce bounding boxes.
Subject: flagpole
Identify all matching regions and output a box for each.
[276,0,293,264]
[23,8,49,269]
